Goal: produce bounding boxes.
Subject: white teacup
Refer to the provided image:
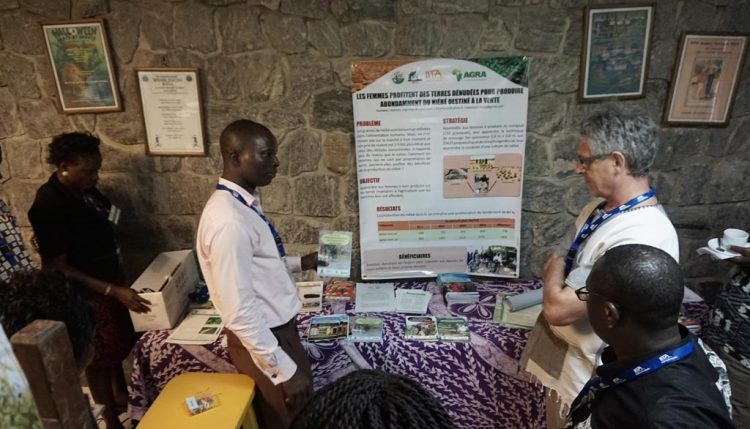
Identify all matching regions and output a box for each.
[723,228,749,248]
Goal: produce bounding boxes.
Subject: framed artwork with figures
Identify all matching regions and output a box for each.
[579,4,655,102]
[664,33,748,127]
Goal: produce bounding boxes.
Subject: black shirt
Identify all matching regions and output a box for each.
[28,173,120,282]
[584,327,733,429]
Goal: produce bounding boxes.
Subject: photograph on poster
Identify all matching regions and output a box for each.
[664,33,748,126]
[467,245,518,277]
[443,154,522,198]
[136,68,207,156]
[579,5,654,101]
[41,19,121,113]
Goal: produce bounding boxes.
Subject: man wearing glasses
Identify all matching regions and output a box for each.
[567,244,732,428]
[521,106,680,428]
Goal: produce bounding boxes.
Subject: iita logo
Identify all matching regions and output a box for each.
[452,69,487,82]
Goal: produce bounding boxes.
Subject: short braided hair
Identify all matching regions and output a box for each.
[291,369,457,429]
[0,269,94,364]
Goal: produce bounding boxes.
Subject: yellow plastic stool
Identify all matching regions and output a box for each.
[138,372,259,429]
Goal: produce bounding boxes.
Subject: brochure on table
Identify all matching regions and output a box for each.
[166,309,223,345]
[317,230,353,278]
[352,57,529,279]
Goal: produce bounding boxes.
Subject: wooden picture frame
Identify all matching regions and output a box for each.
[136,68,207,156]
[41,19,121,114]
[579,4,655,102]
[664,33,748,127]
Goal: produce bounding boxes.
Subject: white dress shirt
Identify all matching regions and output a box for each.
[196,178,302,385]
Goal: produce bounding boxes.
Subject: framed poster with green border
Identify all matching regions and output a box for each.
[41,19,121,114]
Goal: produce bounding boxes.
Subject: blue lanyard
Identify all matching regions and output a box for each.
[564,188,656,275]
[216,184,286,257]
[568,337,694,424]
[83,192,110,219]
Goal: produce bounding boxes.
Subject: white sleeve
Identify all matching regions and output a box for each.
[206,222,297,385]
[284,255,302,273]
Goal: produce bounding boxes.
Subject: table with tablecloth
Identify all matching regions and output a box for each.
[127,279,549,428]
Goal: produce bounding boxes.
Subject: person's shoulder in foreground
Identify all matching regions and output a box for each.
[290,369,457,429]
[572,244,733,429]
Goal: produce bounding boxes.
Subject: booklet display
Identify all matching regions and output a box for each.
[436,316,470,342]
[166,309,223,345]
[317,230,353,278]
[307,315,349,342]
[394,289,432,314]
[492,293,542,330]
[325,280,356,302]
[348,316,384,342]
[355,282,395,313]
[297,281,323,313]
[404,316,438,341]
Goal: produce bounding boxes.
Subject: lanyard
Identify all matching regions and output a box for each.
[83,192,110,219]
[564,188,655,275]
[568,338,694,424]
[216,184,286,257]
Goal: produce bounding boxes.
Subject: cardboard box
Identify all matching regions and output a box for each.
[129,249,198,332]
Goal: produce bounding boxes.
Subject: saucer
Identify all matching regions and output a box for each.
[707,238,748,257]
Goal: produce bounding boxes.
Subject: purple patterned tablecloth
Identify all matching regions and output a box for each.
[128,279,546,429]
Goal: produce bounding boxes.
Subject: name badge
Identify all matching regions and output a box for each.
[108,205,121,225]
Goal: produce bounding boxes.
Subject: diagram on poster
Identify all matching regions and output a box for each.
[352,57,529,279]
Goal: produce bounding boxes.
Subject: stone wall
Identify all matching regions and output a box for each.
[0,0,748,286]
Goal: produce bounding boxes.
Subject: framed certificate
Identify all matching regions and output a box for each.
[41,19,121,114]
[136,68,207,156]
[664,33,748,127]
[579,4,654,102]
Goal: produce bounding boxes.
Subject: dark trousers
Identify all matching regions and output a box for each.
[226,319,313,429]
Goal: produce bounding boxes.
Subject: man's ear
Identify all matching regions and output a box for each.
[604,301,620,329]
[611,151,627,171]
[229,150,240,166]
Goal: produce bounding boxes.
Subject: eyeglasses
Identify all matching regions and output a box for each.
[576,153,610,167]
[575,286,612,303]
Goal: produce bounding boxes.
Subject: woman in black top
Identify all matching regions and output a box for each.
[28,132,150,429]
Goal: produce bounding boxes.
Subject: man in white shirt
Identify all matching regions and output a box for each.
[196,119,319,429]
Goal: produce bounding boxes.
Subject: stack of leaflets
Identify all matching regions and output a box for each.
[348,316,384,342]
[307,315,349,342]
[436,316,471,342]
[317,230,353,278]
[354,282,395,313]
[437,273,479,305]
[325,280,356,302]
[166,309,223,345]
[296,280,323,313]
[405,316,472,342]
[404,316,438,341]
[394,289,432,314]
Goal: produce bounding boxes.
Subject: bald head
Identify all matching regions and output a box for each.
[219,119,274,161]
[219,119,280,192]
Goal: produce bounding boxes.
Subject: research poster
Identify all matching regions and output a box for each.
[352,58,529,279]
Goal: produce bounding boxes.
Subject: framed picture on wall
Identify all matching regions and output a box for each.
[579,4,655,102]
[136,68,207,156]
[664,33,749,127]
[41,19,121,114]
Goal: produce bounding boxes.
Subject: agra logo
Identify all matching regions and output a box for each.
[452,69,488,81]
[408,71,422,82]
[392,71,404,84]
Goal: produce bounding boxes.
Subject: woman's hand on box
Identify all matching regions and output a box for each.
[113,286,152,313]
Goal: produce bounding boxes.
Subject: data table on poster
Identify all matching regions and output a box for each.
[377,218,515,242]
